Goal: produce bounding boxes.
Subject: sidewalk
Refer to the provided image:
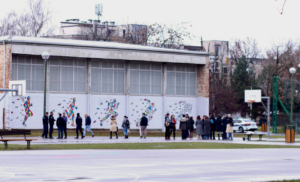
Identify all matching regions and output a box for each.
[3,136,300,146]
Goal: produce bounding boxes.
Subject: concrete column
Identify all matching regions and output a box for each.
[46,57,50,113]
[162,63,167,132]
[87,58,91,116]
[126,61,130,117]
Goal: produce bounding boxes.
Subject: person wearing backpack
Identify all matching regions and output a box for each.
[226,114,234,140]
[210,114,216,140]
[122,116,130,139]
[165,113,171,140]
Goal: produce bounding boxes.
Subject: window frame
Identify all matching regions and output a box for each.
[90,60,125,94]
[129,62,163,96]
[12,55,45,92]
[166,64,197,96]
[49,57,87,93]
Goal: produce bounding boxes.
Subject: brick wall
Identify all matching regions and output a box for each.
[197,57,209,98]
[0,44,12,90]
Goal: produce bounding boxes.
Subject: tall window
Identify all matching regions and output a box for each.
[12,55,44,91]
[49,57,87,93]
[130,62,162,95]
[166,64,197,96]
[91,60,125,94]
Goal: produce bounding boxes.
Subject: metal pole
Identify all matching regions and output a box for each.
[291,74,294,124]
[43,59,47,115]
[267,97,270,139]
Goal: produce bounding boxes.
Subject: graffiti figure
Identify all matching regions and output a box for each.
[135,99,156,127]
[100,98,119,126]
[65,98,76,126]
[23,96,33,126]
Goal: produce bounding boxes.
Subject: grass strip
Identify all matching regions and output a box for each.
[1,142,300,151]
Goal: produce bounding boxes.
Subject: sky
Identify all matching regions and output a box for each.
[0,0,299,53]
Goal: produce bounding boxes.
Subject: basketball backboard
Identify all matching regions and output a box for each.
[245,89,261,103]
[9,80,26,96]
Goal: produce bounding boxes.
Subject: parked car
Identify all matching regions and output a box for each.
[233,118,258,133]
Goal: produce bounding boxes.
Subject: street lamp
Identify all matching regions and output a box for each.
[289,67,296,124]
[42,52,50,115]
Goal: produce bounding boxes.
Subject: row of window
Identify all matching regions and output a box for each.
[12,56,198,96]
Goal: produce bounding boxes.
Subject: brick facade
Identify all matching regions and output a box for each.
[0,44,12,90]
[197,57,209,98]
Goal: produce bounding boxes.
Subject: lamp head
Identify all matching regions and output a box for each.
[42,52,50,60]
[289,67,296,74]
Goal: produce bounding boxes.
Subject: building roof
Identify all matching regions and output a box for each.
[0,36,209,56]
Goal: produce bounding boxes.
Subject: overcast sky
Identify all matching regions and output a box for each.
[0,0,299,52]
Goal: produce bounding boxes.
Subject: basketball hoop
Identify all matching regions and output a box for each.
[247,100,254,108]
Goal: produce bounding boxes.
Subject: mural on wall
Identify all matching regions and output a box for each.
[131,98,157,127]
[10,96,33,127]
[167,100,192,120]
[23,96,33,126]
[64,97,77,126]
[93,98,120,126]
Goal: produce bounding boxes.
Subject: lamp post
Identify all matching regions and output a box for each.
[209,57,215,114]
[289,67,296,124]
[42,52,50,115]
[246,68,252,89]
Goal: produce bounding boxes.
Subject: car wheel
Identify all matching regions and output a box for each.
[239,127,244,133]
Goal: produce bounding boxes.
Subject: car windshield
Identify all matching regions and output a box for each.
[243,119,253,122]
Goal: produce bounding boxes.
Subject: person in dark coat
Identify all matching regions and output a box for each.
[179,115,188,140]
[42,112,49,138]
[49,112,56,139]
[222,115,228,140]
[62,112,68,139]
[188,117,195,139]
[165,113,172,140]
[169,114,177,140]
[210,114,216,140]
[140,113,148,139]
[83,114,94,138]
[203,116,211,140]
[215,115,223,140]
[185,114,190,138]
[195,115,203,140]
[75,113,83,139]
[56,113,64,139]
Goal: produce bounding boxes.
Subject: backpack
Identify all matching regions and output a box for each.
[125,120,130,127]
[210,119,214,124]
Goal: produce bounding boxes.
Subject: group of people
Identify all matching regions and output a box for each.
[165,113,234,140]
[41,111,233,140]
[41,112,94,139]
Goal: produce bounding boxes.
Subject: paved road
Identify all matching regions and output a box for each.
[3,136,300,146]
[0,149,300,181]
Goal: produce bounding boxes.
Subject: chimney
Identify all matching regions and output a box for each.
[104,21,109,37]
[88,19,93,23]
[110,21,115,26]
[93,20,99,40]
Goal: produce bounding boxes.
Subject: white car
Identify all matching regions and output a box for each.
[233,118,257,133]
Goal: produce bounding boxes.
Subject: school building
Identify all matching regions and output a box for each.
[0,36,209,130]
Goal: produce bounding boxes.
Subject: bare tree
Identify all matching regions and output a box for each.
[0,0,55,37]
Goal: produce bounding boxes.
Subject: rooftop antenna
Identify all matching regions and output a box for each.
[95,4,103,21]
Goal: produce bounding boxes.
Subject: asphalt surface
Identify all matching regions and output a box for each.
[0,149,300,181]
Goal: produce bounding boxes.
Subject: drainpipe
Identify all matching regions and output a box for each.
[3,41,5,89]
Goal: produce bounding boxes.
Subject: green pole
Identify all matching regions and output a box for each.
[291,74,294,124]
[43,59,47,115]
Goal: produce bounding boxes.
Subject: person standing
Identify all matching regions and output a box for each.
[75,113,83,139]
[62,112,68,139]
[140,113,148,139]
[49,112,55,139]
[215,115,223,140]
[222,114,228,140]
[226,114,234,140]
[203,116,211,140]
[122,116,130,139]
[169,114,176,140]
[185,114,190,138]
[56,113,64,139]
[165,113,171,140]
[42,112,49,138]
[195,115,203,140]
[188,117,195,139]
[179,115,188,140]
[210,114,216,140]
[110,115,118,139]
[83,114,94,138]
